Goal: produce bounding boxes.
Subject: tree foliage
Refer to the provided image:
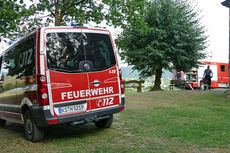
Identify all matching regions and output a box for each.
[29,0,106,26]
[116,0,207,90]
[28,0,146,27]
[0,0,146,40]
[0,0,29,39]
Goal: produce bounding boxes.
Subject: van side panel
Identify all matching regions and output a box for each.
[16,35,37,107]
[0,33,37,123]
[16,76,37,105]
[0,77,17,105]
[0,46,19,121]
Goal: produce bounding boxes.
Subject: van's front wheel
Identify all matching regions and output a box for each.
[95,115,113,128]
[24,110,44,142]
[0,119,6,127]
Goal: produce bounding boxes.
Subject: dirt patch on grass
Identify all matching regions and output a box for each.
[181,146,230,153]
[225,90,230,99]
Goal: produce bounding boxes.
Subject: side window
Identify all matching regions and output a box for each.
[4,48,18,77]
[3,38,35,78]
[220,65,226,72]
[18,38,35,77]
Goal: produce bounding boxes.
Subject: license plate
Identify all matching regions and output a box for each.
[57,103,87,115]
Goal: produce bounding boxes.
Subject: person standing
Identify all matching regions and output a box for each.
[203,65,213,90]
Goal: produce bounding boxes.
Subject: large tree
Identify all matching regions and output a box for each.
[116,0,207,90]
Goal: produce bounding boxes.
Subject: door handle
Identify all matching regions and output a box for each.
[90,81,101,85]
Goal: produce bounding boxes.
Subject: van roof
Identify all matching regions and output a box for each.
[41,26,108,31]
[0,26,110,56]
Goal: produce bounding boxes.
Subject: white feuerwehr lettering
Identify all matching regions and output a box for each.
[61,87,114,100]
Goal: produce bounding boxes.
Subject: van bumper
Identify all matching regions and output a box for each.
[31,98,125,127]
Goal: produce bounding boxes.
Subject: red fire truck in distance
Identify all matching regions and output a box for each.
[0,26,125,142]
[172,61,229,89]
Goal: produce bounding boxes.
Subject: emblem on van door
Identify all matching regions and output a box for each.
[90,80,101,87]
[96,99,103,107]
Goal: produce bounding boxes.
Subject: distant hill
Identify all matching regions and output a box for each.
[121,67,172,79]
[121,67,139,79]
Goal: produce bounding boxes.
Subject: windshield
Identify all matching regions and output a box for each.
[46,32,116,73]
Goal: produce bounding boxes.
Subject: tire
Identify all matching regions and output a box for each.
[95,115,113,128]
[24,110,44,142]
[0,119,6,127]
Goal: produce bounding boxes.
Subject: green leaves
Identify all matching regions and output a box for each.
[0,0,37,40]
[1,0,148,41]
[27,0,108,26]
[0,0,20,36]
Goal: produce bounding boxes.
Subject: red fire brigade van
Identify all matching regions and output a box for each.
[0,26,125,142]
[172,61,229,89]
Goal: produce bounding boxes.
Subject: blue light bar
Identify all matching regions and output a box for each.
[70,21,78,26]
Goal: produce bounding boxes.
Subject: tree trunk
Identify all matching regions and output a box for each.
[55,16,61,26]
[152,67,163,90]
[54,0,62,26]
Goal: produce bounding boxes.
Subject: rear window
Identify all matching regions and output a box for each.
[46,32,116,73]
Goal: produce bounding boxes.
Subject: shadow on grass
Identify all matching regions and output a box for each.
[44,124,104,141]
[1,121,105,142]
[2,121,24,137]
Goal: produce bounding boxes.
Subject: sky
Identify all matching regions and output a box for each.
[196,0,229,63]
[0,0,229,64]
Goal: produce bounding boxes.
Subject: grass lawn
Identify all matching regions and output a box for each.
[0,90,230,153]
